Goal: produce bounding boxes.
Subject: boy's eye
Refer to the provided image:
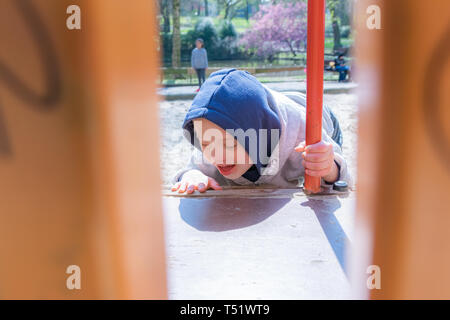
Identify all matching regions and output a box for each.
[201,140,236,149]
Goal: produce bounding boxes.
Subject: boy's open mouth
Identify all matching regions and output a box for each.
[216,164,235,176]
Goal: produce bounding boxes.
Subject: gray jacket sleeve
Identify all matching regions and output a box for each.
[320,127,352,187]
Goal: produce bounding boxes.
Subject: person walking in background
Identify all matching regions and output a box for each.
[191,38,208,92]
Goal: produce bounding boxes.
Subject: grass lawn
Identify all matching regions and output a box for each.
[325,37,354,51]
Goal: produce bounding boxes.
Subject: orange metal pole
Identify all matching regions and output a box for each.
[304,0,326,193]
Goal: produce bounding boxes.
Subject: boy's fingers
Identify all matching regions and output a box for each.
[305,168,331,177]
[294,141,306,152]
[303,150,332,163]
[186,184,195,194]
[208,178,222,190]
[302,159,333,171]
[197,183,207,193]
[178,182,188,193]
[171,182,181,191]
[305,140,332,153]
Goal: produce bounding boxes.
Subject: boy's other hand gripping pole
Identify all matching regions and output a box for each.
[304,0,325,193]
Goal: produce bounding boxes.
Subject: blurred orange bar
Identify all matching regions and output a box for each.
[0,0,166,299]
[353,0,450,299]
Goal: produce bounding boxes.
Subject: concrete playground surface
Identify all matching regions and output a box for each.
[162,189,355,299]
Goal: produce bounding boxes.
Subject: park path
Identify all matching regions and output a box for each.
[158,81,357,100]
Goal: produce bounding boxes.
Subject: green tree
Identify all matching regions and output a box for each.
[171,0,181,67]
[219,0,243,20]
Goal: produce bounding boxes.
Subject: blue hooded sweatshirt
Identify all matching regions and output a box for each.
[182,69,282,181]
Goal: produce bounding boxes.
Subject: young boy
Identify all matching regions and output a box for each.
[172,69,351,194]
[191,38,208,92]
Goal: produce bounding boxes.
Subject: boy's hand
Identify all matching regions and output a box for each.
[294,140,339,183]
[171,170,222,194]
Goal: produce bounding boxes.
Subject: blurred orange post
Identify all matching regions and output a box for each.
[353,0,450,299]
[305,0,325,193]
[0,0,166,298]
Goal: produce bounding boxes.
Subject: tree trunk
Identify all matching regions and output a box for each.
[204,0,209,16]
[245,0,249,21]
[286,40,297,57]
[332,19,342,51]
[162,0,170,33]
[224,0,241,20]
[224,4,230,20]
[328,0,342,52]
[171,0,181,68]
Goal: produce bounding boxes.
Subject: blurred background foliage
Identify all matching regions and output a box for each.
[158,0,354,71]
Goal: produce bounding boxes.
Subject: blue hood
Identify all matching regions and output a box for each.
[182,68,281,176]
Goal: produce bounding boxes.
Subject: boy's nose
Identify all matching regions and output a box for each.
[212,147,233,165]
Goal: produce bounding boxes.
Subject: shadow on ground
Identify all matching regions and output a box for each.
[179,197,290,232]
[301,196,351,277]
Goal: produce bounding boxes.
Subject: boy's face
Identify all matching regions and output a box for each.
[196,41,202,49]
[193,119,253,180]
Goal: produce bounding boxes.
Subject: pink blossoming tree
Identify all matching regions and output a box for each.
[240,2,307,60]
